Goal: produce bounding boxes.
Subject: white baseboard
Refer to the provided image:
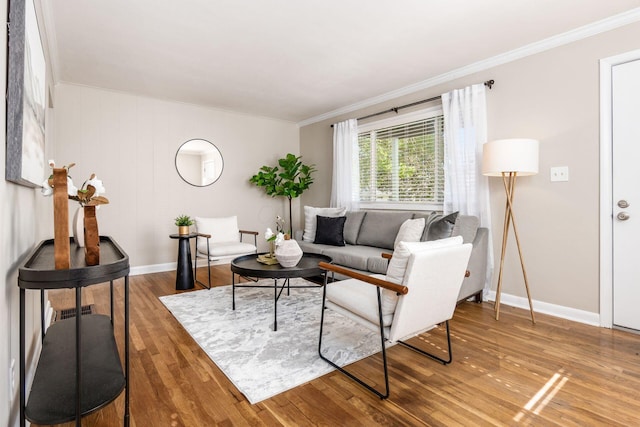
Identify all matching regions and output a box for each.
[129,265,601,326]
[130,259,232,276]
[130,262,176,276]
[484,290,600,326]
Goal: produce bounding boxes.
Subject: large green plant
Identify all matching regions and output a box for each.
[250,153,316,233]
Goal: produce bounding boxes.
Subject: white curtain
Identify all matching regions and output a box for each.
[330,119,359,210]
[442,83,493,287]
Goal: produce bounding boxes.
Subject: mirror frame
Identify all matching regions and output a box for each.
[175,139,224,187]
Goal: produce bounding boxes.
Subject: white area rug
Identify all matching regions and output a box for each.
[159,279,382,404]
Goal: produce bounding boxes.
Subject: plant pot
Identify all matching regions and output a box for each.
[275,237,303,268]
[178,225,190,235]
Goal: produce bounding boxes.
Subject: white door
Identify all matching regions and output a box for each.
[612,59,640,331]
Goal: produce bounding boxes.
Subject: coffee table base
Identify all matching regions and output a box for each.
[231,275,324,331]
[230,253,333,331]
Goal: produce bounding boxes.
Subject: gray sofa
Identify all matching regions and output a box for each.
[296,210,488,302]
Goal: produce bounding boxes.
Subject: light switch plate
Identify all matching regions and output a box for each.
[550,166,569,182]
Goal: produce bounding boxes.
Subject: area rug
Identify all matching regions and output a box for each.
[159,279,382,404]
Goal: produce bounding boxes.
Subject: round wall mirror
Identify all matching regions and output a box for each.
[175,139,224,186]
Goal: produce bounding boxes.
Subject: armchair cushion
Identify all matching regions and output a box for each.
[194,216,256,258]
[195,216,239,244]
[325,273,395,327]
[202,242,257,258]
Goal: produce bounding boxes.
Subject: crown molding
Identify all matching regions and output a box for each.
[297,7,640,128]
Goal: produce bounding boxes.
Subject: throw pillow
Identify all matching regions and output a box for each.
[314,216,347,246]
[303,206,347,242]
[425,212,459,241]
[452,215,480,243]
[386,236,464,285]
[393,218,426,249]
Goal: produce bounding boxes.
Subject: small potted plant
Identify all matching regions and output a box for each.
[175,215,194,235]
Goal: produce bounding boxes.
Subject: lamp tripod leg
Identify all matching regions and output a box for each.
[495,174,513,320]
[502,173,536,324]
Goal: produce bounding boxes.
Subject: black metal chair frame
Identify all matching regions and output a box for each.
[194,230,258,290]
[317,273,454,400]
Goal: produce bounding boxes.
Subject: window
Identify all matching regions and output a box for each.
[356,107,444,210]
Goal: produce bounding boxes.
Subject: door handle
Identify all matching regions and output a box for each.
[618,200,630,208]
[617,212,630,221]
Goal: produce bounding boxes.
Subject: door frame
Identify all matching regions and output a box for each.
[599,49,640,328]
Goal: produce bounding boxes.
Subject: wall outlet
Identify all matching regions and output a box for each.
[550,166,569,182]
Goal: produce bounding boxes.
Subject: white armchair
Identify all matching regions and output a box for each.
[318,236,472,399]
[193,216,257,289]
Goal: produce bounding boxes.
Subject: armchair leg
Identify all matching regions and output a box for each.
[397,320,453,365]
[318,279,390,399]
[194,237,212,290]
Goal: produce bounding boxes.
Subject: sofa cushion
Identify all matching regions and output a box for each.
[296,239,335,255]
[314,215,346,246]
[343,211,366,245]
[452,215,480,244]
[323,245,385,272]
[425,212,458,241]
[326,274,395,327]
[394,218,426,249]
[303,206,347,242]
[357,211,414,250]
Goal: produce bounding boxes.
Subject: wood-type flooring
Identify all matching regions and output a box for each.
[39,265,640,426]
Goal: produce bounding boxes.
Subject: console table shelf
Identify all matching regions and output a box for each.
[18,236,130,427]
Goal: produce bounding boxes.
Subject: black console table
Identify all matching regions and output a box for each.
[18,236,130,426]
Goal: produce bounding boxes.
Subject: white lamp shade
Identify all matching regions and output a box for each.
[482,138,539,176]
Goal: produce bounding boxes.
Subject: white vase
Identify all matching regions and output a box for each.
[72,207,85,247]
[275,238,303,267]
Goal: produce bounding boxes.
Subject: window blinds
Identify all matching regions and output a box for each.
[358,115,444,204]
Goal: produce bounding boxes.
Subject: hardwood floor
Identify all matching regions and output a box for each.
[40,265,640,426]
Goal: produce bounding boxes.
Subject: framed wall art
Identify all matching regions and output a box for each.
[6,0,47,187]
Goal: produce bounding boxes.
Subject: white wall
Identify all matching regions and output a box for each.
[54,84,300,269]
[1,0,56,424]
[300,22,640,318]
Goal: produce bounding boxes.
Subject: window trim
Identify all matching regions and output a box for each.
[356,105,445,211]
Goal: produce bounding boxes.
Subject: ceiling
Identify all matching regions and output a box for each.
[41,0,640,124]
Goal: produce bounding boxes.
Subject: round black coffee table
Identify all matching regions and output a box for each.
[230,252,332,331]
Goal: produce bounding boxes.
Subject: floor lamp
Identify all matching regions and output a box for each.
[482,138,539,323]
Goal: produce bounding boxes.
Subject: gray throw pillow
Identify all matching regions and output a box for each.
[425,212,459,241]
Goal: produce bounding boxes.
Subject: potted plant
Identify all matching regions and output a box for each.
[249,153,316,234]
[175,215,194,235]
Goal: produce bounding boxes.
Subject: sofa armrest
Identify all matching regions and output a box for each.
[458,227,488,301]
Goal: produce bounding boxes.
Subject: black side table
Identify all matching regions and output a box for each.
[169,233,197,290]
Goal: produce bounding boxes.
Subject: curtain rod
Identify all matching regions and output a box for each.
[331,79,494,127]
